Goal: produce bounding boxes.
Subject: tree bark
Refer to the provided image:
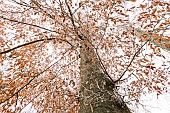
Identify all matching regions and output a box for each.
[80,40,131,113]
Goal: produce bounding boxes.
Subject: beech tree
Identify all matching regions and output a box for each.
[0,0,170,112]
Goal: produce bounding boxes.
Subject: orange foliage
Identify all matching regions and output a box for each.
[0,0,169,112]
[130,0,137,2]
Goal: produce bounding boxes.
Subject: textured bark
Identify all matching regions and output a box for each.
[80,40,131,113]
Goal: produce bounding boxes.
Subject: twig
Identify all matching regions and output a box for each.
[59,0,66,22]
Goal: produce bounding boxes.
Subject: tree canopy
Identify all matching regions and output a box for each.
[0,0,170,112]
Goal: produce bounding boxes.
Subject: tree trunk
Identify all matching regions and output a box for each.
[80,40,131,113]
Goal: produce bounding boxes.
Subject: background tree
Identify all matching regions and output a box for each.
[0,0,170,112]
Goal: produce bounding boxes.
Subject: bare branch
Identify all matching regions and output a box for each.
[0,8,31,14]
[59,0,66,22]
[30,0,55,19]
[95,48,115,84]
[0,38,72,55]
[0,49,70,104]
[0,16,57,33]
[114,18,166,83]
[0,38,53,54]
[114,40,149,83]
[65,0,84,40]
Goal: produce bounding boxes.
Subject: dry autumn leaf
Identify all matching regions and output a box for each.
[0,0,169,113]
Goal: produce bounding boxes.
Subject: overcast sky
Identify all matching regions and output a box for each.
[3,0,169,112]
[125,1,170,113]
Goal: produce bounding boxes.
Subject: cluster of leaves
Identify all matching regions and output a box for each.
[0,0,170,112]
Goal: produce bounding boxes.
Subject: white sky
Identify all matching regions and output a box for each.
[124,1,170,113]
[2,0,170,113]
[21,0,170,113]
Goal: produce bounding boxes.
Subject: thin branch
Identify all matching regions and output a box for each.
[30,0,55,19]
[85,38,115,84]
[65,0,84,40]
[0,69,46,104]
[96,12,110,49]
[0,53,67,105]
[0,8,31,14]
[114,18,164,83]
[114,40,149,83]
[11,0,33,8]
[65,0,75,28]
[0,16,57,33]
[7,0,73,33]
[24,55,78,112]
[0,38,72,55]
[95,48,115,84]
[59,0,66,22]
[19,89,44,113]
[72,2,84,14]
[0,38,54,55]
